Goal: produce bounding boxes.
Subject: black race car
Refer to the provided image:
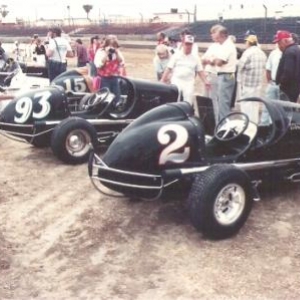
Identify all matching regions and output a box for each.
[0,75,179,164]
[89,96,300,239]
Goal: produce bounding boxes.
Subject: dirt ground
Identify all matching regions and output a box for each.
[1,48,300,300]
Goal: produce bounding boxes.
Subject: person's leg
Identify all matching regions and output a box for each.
[47,60,55,82]
[99,76,110,91]
[205,72,219,122]
[181,81,195,106]
[217,74,235,122]
[110,76,121,103]
[260,83,280,125]
[171,78,184,102]
[239,85,261,124]
[280,89,291,101]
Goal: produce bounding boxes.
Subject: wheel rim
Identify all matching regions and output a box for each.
[213,184,246,225]
[65,129,91,157]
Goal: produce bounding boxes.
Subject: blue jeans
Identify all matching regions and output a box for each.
[100,76,121,104]
[260,83,280,125]
[89,62,97,77]
[47,60,67,82]
[217,73,235,122]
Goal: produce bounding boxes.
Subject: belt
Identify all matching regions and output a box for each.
[217,72,234,75]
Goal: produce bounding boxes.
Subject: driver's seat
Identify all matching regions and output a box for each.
[72,88,116,118]
[206,121,258,161]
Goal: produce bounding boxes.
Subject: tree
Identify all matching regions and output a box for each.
[83,4,93,19]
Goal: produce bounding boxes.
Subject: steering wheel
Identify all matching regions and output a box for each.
[214,112,249,142]
[87,87,110,108]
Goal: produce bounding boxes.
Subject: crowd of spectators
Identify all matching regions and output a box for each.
[152,26,300,126]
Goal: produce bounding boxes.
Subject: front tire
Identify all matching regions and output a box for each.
[51,117,97,164]
[188,165,253,240]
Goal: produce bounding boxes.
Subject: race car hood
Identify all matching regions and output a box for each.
[0,86,69,125]
[102,102,206,173]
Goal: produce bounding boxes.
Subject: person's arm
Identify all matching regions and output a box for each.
[160,67,172,83]
[66,41,74,58]
[279,52,294,85]
[46,38,56,58]
[266,69,272,82]
[115,48,124,64]
[197,70,210,87]
[94,49,106,68]
[196,59,210,86]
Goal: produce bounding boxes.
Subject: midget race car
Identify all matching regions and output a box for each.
[89,96,300,239]
[0,66,93,110]
[0,74,179,164]
[0,60,50,107]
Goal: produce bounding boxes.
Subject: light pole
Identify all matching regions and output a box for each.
[139,12,143,24]
[185,9,190,23]
[263,4,267,43]
[67,5,70,26]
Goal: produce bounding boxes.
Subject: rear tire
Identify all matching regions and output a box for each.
[188,165,253,240]
[51,117,97,164]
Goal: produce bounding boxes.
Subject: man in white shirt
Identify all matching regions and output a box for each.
[201,36,221,122]
[206,25,237,122]
[46,27,74,81]
[260,45,282,125]
[161,35,208,106]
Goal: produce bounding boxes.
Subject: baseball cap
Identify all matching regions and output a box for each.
[184,35,194,44]
[245,35,258,44]
[273,30,292,43]
[245,29,256,37]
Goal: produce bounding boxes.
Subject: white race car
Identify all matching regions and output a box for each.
[0,58,49,111]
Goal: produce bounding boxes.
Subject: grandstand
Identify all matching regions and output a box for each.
[1,17,300,44]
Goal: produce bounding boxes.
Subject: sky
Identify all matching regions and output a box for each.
[2,0,300,21]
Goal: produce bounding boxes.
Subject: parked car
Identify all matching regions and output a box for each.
[89,97,300,239]
[0,76,179,164]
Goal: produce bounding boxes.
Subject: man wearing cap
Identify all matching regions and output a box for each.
[274,30,300,102]
[237,34,267,123]
[46,27,74,81]
[161,34,208,106]
[176,29,199,56]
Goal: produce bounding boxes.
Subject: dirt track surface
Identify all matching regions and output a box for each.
[1,49,300,299]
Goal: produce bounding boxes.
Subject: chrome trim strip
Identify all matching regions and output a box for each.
[178,158,300,175]
[97,165,161,179]
[92,176,163,190]
[42,120,61,126]
[0,127,54,138]
[87,119,133,125]
[0,122,34,128]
